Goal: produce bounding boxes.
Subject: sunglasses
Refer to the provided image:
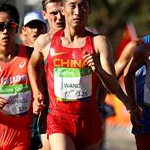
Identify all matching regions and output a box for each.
[0,22,18,32]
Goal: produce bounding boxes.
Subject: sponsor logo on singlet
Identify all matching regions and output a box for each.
[19,60,26,69]
[50,48,67,57]
[0,75,27,85]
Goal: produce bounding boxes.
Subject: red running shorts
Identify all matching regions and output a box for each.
[0,124,31,150]
[47,110,103,148]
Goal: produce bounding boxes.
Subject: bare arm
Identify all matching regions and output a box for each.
[84,35,132,109]
[96,36,130,103]
[123,43,150,128]
[124,57,142,105]
[95,39,141,104]
[96,80,108,104]
[28,35,48,113]
[124,43,150,103]
[88,39,138,104]
[115,40,138,78]
[28,49,43,96]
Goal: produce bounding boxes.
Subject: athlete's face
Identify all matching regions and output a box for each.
[43,2,65,32]
[0,12,17,49]
[62,0,90,30]
[21,20,47,47]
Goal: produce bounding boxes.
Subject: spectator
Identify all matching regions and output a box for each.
[17,10,47,47]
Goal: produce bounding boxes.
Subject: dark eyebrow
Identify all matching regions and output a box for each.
[68,1,86,5]
[49,10,60,14]
[68,1,75,5]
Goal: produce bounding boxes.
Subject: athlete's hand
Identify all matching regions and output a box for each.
[0,97,7,109]
[129,105,144,129]
[83,51,99,72]
[33,92,45,114]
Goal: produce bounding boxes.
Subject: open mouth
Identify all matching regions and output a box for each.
[2,36,9,41]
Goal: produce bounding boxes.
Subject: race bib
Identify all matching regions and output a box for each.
[0,84,31,115]
[54,67,92,101]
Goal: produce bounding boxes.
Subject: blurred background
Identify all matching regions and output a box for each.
[3,0,149,60]
[1,0,149,150]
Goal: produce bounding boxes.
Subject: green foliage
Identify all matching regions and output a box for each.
[87,0,149,52]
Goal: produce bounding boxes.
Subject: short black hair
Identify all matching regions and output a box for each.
[61,0,91,6]
[0,2,19,24]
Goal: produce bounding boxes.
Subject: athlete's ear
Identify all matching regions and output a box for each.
[20,26,27,38]
[42,10,47,21]
[21,26,27,34]
[61,6,65,16]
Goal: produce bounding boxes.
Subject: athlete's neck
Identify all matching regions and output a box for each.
[64,27,86,42]
[49,29,59,38]
[0,43,17,62]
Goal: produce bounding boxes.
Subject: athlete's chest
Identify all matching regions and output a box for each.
[0,56,28,85]
[50,46,86,69]
[49,36,92,68]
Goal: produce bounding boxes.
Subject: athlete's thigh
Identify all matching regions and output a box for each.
[49,133,76,150]
[39,133,51,150]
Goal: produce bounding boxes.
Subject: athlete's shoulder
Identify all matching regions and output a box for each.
[34,32,51,52]
[36,32,51,44]
[93,34,109,47]
[94,34,107,40]
[85,28,109,49]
